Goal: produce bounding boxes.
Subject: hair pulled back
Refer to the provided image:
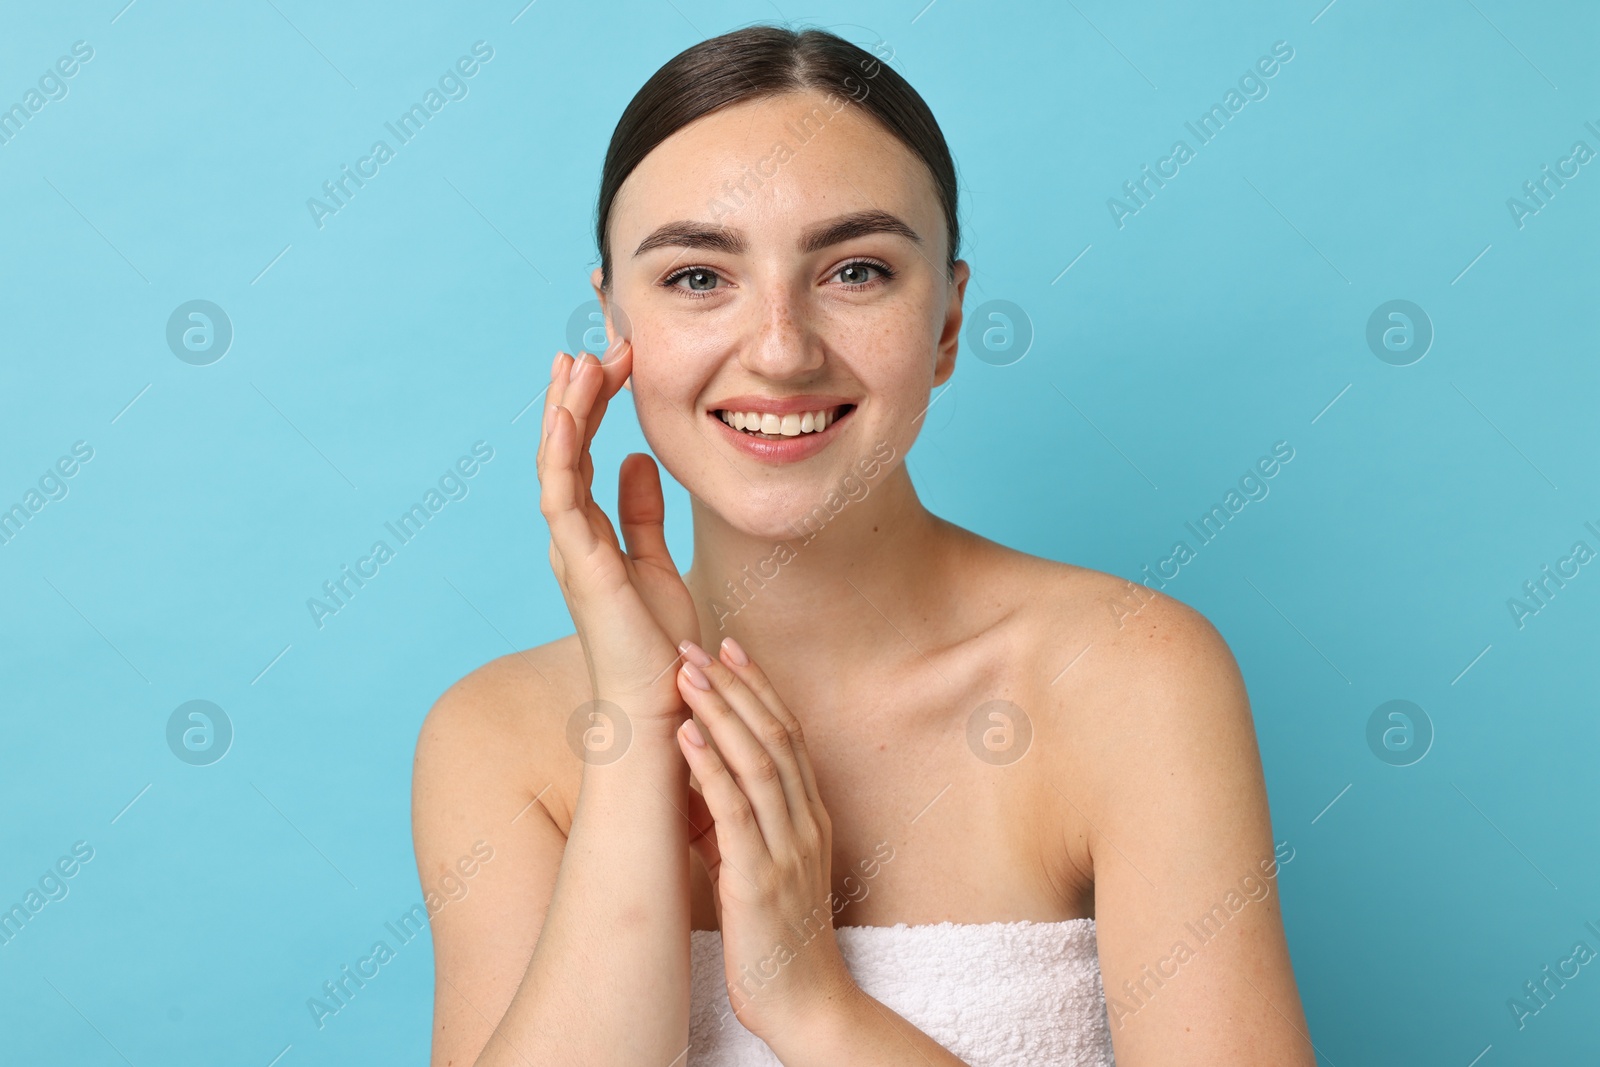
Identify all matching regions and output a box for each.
[595,25,959,289]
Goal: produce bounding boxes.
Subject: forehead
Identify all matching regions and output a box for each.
[612,90,943,254]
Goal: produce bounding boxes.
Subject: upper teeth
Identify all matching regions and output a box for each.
[719,408,839,436]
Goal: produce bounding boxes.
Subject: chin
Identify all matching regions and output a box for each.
[742,495,824,541]
[712,484,847,542]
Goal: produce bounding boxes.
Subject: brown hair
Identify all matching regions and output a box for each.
[595,24,960,289]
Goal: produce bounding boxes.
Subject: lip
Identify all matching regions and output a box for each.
[707,402,856,464]
[708,394,857,417]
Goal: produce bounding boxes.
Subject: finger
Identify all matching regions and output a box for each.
[718,639,821,807]
[618,453,677,575]
[677,666,797,849]
[539,353,584,484]
[697,641,816,814]
[677,718,770,870]
[583,337,633,456]
[556,343,629,498]
[535,351,569,471]
[549,349,576,415]
[549,351,601,497]
[540,355,591,506]
[680,647,810,830]
[537,403,602,559]
[561,350,608,462]
[579,340,633,497]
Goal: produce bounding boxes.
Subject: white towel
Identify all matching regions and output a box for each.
[688,918,1115,1065]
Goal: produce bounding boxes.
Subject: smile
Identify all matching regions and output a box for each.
[707,404,857,463]
[715,405,852,439]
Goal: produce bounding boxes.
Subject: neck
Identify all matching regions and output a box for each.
[685,464,957,673]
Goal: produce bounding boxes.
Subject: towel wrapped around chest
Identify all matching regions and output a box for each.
[688,918,1116,1066]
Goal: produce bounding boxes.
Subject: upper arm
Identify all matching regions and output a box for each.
[411,653,571,1067]
[1076,594,1314,1066]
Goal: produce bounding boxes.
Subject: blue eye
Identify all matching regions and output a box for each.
[661,259,895,298]
[834,260,894,287]
[663,267,723,296]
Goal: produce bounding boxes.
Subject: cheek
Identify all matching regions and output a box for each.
[627,287,942,444]
[835,311,941,398]
[630,323,712,407]
[815,295,942,374]
[626,337,713,457]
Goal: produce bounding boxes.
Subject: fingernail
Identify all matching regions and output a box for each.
[682,719,707,747]
[544,404,557,438]
[680,660,711,691]
[720,637,749,666]
[551,352,563,376]
[678,639,713,668]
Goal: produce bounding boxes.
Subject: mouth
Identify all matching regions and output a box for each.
[711,404,856,440]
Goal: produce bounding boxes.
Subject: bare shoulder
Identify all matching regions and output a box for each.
[959,531,1235,682]
[410,638,597,1062]
[974,542,1273,873]
[1048,564,1244,708]
[411,635,589,840]
[1003,552,1263,825]
[967,537,1251,767]
[985,573,1306,1058]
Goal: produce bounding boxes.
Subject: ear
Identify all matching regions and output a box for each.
[590,266,633,393]
[932,259,971,388]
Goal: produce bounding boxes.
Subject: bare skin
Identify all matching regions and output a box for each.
[412,88,1316,1066]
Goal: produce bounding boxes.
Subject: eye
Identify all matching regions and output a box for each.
[831,259,895,289]
[662,266,726,298]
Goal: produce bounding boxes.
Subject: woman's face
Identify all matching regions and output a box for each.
[595,89,969,540]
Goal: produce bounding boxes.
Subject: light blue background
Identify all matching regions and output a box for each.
[2,1,1596,1064]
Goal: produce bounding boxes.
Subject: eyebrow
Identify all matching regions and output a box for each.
[631,209,922,258]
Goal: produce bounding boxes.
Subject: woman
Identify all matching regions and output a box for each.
[411,24,1314,1067]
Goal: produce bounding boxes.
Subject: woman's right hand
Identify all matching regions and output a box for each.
[537,338,700,728]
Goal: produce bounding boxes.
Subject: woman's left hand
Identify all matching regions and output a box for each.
[674,636,857,1047]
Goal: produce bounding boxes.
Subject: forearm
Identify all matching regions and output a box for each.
[768,987,970,1067]
[476,703,691,1066]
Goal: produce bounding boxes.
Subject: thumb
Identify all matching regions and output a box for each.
[618,452,675,570]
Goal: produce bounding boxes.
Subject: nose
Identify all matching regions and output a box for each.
[740,280,824,381]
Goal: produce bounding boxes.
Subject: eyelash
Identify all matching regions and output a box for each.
[660,259,897,299]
